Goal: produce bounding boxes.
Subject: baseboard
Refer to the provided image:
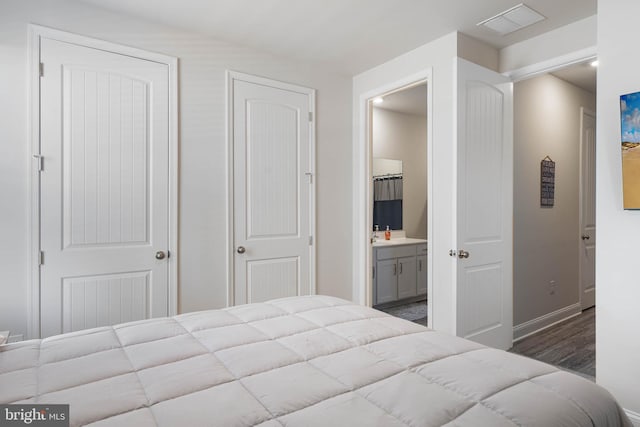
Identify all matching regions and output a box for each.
[513,303,582,342]
[625,409,640,426]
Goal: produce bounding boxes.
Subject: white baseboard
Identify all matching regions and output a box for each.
[513,303,582,342]
[626,409,640,426]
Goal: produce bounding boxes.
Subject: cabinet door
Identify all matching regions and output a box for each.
[376,259,398,304]
[397,256,417,299]
[417,255,427,295]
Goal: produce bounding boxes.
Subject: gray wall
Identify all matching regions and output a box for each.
[372,107,427,239]
[0,0,353,340]
[513,73,596,331]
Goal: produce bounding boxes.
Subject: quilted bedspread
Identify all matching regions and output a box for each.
[0,295,632,426]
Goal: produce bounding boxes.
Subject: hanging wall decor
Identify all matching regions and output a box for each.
[620,91,640,209]
[540,156,555,207]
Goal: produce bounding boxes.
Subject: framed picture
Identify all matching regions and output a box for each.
[621,92,640,209]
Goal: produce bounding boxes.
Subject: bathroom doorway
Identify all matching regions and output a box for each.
[369,82,428,326]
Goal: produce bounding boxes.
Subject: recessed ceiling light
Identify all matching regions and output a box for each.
[373,97,384,104]
[477,3,546,36]
[590,60,599,67]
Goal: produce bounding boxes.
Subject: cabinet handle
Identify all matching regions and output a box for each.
[419,259,422,271]
[399,262,403,274]
[393,264,397,275]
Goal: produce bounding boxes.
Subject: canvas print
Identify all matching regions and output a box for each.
[621,92,640,209]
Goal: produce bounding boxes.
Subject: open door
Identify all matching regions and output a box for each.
[454,59,513,350]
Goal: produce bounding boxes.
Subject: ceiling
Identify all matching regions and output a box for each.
[551,61,597,93]
[78,0,596,75]
[375,84,427,117]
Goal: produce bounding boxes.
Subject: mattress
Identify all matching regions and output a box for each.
[0,295,631,427]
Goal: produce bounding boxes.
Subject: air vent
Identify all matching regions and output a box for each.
[477,3,546,36]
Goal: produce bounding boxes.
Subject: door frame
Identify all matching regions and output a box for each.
[579,107,596,309]
[28,24,179,339]
[353,68,434,328]
[225,70,316,307]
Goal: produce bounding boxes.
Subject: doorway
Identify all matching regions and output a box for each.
[353,69,434,329]
[30,26,178,338]
[369,83,428,326]
[510,58,597,379]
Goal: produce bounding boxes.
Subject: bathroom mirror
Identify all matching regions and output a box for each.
[373,158,403,230]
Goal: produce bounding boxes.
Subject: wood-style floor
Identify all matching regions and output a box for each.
[510,307,595,380]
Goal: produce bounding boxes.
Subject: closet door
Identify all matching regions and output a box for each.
[39,38,171,337]
[231,73,316,304]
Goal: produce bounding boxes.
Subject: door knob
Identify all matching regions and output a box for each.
[155,251,166,260]
[581,235,590,240]
[458,250,470,259]
[237,246,246,254]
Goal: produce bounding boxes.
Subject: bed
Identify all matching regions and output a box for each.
[0,295,631,426]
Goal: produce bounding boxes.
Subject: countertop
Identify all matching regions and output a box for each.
[372,237,427,248]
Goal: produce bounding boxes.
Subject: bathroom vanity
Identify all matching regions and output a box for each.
[372,238,427,306]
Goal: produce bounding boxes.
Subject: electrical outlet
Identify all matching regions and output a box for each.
[549,280,556,295]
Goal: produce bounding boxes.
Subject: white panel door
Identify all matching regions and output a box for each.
[455,58,513,350]
[232,76,314,304]
[39,38,170,337]
[580,109,596,310]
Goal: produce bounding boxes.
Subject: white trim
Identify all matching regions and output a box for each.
[625,409,640,427]
[353,69,434,329]
[578,107,596,311]
[225,70,317,307]
[503,46,597,82]
[512,303,582,342]
[28,24,179,338]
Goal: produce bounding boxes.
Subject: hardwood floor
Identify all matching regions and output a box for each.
[510,308,595,380]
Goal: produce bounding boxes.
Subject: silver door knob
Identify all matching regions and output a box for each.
[155,251,166,260]
[237,246,246,254]
[581,235,590,240]
[458,250,470,259]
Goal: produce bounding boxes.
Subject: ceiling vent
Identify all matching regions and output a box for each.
[477,3,546,36]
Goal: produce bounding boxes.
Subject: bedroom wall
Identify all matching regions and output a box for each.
[0,0,353,340]
[513,74,596,338]
[372,107,427,239]
[596,0,640,420]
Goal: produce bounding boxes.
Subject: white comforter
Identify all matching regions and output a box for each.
[0,296,631,426]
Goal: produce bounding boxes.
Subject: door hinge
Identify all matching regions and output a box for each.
[449,249,457,257]
[39,62,44,78]
[308,236,313,246]
[308,112,313,122]
[305,172,313,184]
[38,251,44,266]
[33,154,43,172]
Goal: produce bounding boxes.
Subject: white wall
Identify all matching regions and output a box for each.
[0,0,353,340]
[372,107,427,239]
[596,0,640,419]
[513,74,596,337]
[353,32,456,332]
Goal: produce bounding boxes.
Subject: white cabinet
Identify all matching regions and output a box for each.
[374,242,427,306]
